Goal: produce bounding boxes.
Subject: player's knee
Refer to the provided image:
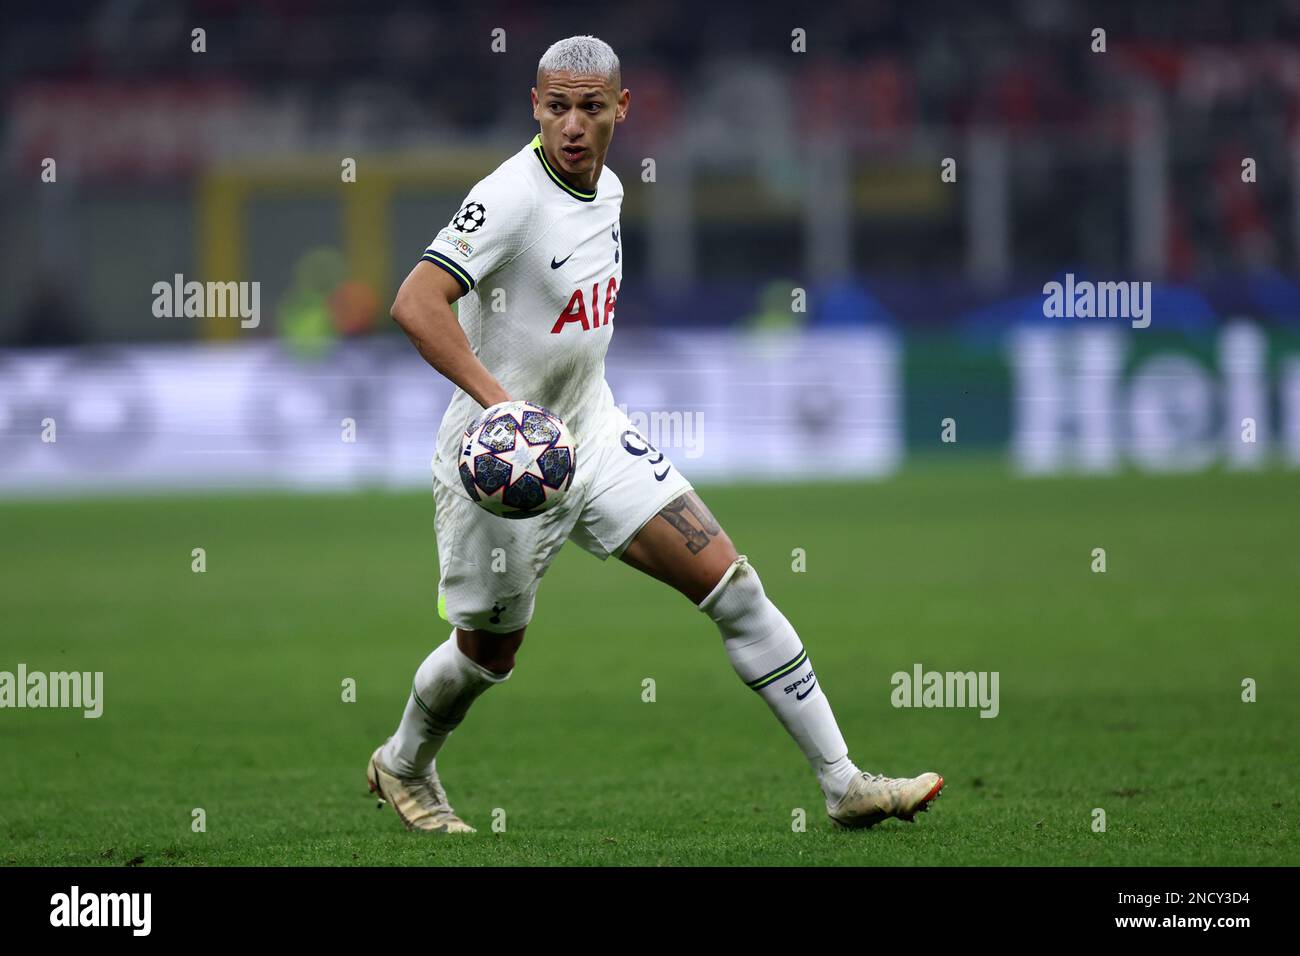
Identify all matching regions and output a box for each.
[679,536,738,605]
[710,533,740,572]
[696,555,774,639]
[457,626,525,676]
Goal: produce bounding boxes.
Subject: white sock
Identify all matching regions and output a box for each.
[381,631,511,778]
[699,555,861,803]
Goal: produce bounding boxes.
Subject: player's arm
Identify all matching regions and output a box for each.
[390,260,511,409]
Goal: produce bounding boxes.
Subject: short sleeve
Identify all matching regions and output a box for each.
[420,172,535,294]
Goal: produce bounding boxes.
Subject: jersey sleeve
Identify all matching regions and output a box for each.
[420,172,536,294]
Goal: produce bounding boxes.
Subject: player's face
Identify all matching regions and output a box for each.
[532,71,629,181]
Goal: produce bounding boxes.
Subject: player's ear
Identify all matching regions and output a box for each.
[531,87,540,120]
[616,88,630,123]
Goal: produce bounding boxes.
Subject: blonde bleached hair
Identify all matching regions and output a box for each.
[537,35,620,88]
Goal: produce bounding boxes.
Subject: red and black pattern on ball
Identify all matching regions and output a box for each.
[537,446,574,489]
[472,454,512,495]
[458,462,482,501]
[478,414,518,452]
[501,473,546,515]
[519,410,560,446]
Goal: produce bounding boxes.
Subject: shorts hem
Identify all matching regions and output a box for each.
[442,615,532,635]
[608,478,695,560]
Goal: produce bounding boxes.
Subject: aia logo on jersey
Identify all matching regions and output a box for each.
[551,276,618,333]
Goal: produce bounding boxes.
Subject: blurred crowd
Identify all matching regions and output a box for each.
[5,0,1300,345]
[7,0,1300,134]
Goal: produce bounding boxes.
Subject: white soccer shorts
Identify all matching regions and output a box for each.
[433,405,693,633]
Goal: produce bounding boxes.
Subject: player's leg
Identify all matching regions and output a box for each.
[381,624,524,780]
[456,625,526,671]
[379,621,524,780]
[371,623,520,833]
[618,490,943,827]
[615,491,739,603]
[370,477,575,832]
[617,491,860,793]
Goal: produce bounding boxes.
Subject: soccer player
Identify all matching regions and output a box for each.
[371,35,943,832]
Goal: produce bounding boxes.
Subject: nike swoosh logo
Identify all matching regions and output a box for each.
[550,252,573,269]
[796,677,818,700]
[653,465,671,482]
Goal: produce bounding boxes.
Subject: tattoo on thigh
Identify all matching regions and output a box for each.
[657,493,722,555]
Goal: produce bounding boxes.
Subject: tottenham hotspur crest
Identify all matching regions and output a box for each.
[452,201,487,233]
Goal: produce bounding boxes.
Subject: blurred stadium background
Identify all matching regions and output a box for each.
[1,1,1298,868]
[4,0,1300,490]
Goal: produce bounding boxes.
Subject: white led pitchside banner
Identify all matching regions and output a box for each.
[0,330,903,494]
[1,323,1295,496]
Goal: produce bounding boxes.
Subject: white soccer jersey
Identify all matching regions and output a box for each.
[421,134,624,490]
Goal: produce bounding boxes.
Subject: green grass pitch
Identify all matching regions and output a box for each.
[1,461,1297,866]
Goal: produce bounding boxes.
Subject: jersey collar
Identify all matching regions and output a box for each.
[531,134,597,202]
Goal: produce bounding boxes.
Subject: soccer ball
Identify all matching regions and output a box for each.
[458,400,576,518]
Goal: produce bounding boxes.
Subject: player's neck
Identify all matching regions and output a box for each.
[542,141,602,194]
[568,163,601,193]
[570,161,601,193]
